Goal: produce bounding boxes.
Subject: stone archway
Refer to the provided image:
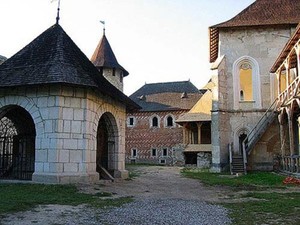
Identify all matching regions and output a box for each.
[0,105,36,180]
[96,112,118,179]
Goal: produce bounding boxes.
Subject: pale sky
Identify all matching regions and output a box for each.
[0,0,255,95]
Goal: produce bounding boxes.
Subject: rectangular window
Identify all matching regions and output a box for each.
[162,148,168,157]
[159,159,166,164]
[131,149,137,158]
[129,117,134,125]
[151,148,157,157]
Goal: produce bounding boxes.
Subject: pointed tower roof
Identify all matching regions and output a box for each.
[0,24,139,110]
[209,0,300,62]
[91,32,129,76]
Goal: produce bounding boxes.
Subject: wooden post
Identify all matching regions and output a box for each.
[197,122,202,144]
[288,113,295,156]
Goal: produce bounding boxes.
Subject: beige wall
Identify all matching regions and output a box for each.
[211,26,295,171]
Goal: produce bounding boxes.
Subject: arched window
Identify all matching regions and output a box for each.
[239,62,253,101]
[233,56,261,109]
[152,116,158,127]
[165,115,174,127]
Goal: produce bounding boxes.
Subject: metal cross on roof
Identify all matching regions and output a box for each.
[51,0,61,24]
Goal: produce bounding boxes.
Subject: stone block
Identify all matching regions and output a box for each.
[64,163,79,172]
[61,86,74,97]
[71,121,82,133]
[70,150,82,163]
[63,139,78,150]
[47,96,56,107]
[48,150,58,162]
[45,120,53,133]
[55,120,64,132]
[37,97,48,107]
[74,109,84,121]
[48,107,59,119]
[35,163,44,172]
[49,163,63,173]
[62,107,73,120]
[59,150,70,162]
[71,98,81,108]
[43,163,50,172]
[36,149,48,162]
[63,120,71,133]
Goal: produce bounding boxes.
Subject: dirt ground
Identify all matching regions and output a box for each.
[80,165,228,201]
[1,166,230,225]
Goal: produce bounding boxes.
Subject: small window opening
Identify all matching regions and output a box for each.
[131,149,137,158]
[167,116,173,127]
[162,148,168,157]
[152,117,158,127]
[151,148,157,157]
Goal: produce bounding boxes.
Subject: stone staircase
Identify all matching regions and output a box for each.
[230,97,279,175]
[231,155,245,174]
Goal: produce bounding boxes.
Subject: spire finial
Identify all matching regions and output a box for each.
[100,20,105,35]
[52,0,61,24]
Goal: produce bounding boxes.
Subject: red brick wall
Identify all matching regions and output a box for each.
[126,110,187,164]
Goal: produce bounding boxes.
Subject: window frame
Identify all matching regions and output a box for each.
[131,148,137,158]
[150,115,160,128]
[165,114,175,128]
[127,116,136,127]
[162,147,168,157]
[151,148,157,157]
[233,56,261,109]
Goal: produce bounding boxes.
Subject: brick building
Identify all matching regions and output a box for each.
[0,22,139,183]
[126,81,202,165]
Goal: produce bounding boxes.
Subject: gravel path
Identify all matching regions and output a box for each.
[1,166,231,225]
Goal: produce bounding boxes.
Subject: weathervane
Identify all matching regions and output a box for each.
[51,0,61,24]
[100,20,105,35]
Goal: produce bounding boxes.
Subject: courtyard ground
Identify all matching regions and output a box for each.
[1,166,231,225]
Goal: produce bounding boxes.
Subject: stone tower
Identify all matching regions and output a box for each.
[91,29,128,92]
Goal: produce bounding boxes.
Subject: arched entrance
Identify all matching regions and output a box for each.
[96,112,118,179]
[0,106,36,180]
[239,133,248,155]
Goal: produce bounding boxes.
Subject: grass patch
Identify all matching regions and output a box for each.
[225,192,300,225]
[181,168,300,224]
[181,168,285,189]
[0,184,132,215]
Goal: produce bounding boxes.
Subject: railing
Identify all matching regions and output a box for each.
[228,143,233,175]
[277,76,300,107]
[242,142,247,175]
[242,97,278,156]
[282,156,300,173]
[241,76,300,174]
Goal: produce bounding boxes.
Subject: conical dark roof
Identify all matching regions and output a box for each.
[0,24,138,110]
[91,33,129,76]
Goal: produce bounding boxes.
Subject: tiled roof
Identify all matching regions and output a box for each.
[91,33,129,76]
[0,24,139,110]
[209,0,300,63]
[130,81,201,111]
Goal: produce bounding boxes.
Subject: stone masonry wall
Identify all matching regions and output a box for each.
[212,26,295,171]
[103,68,123,92]
[0,84,127,183]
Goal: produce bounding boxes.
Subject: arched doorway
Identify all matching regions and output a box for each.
[96,113,118,179]
[0,106,36,180]
[239,133,248,155]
